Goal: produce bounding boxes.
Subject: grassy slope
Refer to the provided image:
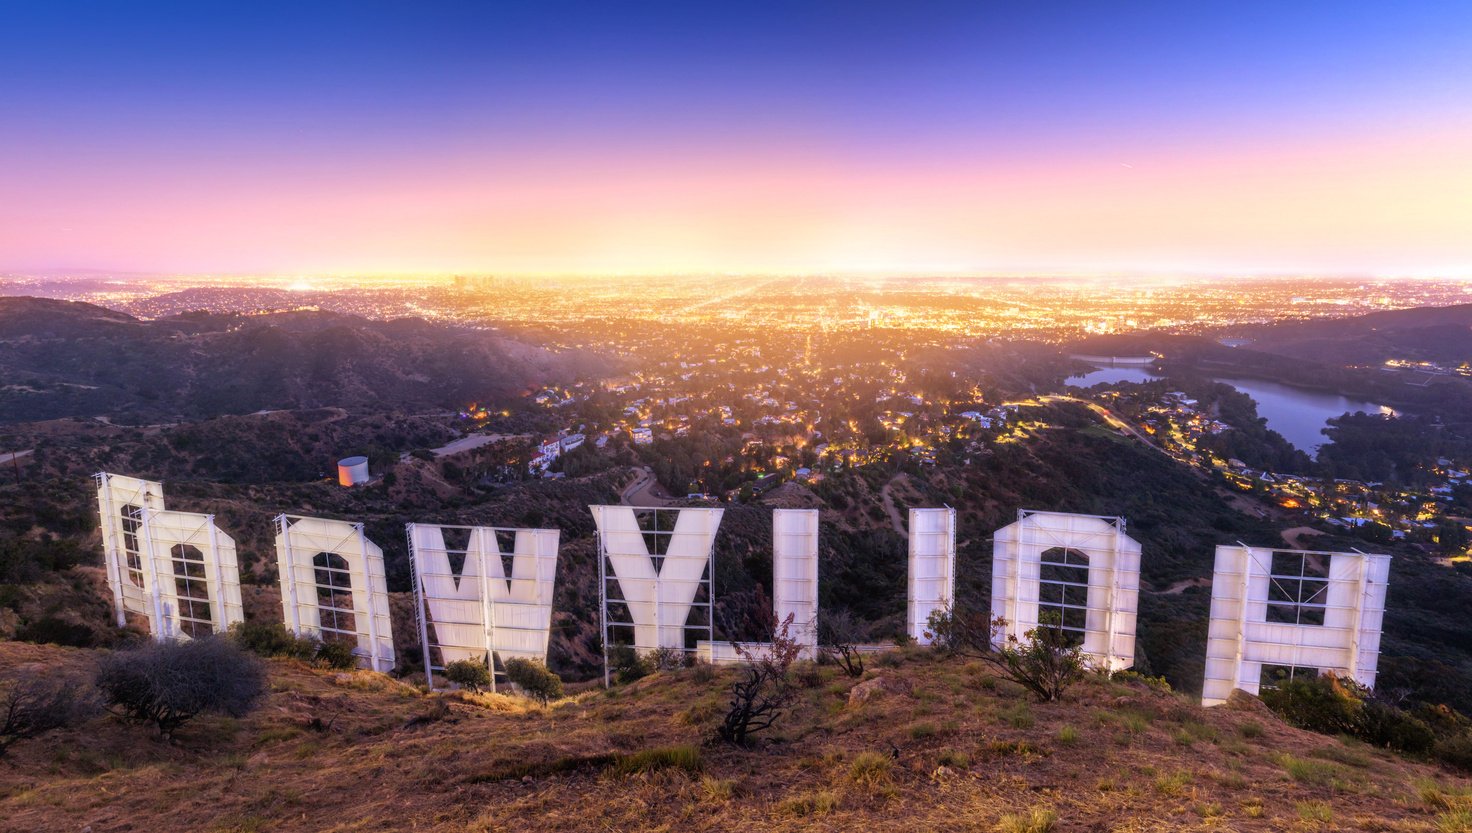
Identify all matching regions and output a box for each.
[2,642,1470,833]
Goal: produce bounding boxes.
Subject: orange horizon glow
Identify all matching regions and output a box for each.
[4,4,1470,281]
[4,118,1469,281]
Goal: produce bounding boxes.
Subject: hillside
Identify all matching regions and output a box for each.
[0,297,604,423]
[2,641,1470,832]
[5,397,1472,709]
[1237,304,1472,367]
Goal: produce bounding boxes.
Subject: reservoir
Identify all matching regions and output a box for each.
[1067,365,1394,456]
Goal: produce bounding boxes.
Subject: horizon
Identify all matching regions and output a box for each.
[3,2,1471,279]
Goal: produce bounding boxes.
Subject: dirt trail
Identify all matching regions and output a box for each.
[1281,526,1325,549]
[880,474,910,536]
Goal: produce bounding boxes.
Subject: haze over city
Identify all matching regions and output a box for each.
[7,5,1472,833]
[3,1,1470,279]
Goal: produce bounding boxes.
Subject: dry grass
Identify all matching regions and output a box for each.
[1,641,1469,832]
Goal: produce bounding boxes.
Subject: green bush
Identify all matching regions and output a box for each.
[314,640,358,671]
[445,659,492,692]
[1435,733,1472,773]
[505,657,563,704]
[228,621,317,661]
[1360,699,1435,754]
[15,616,98,648]
[648,646,689,672]
[1262,673,1438,754]
[609,645,651,684]
[1260,674,1364,736]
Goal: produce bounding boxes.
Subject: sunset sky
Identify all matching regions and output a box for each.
[2,1,1470,278]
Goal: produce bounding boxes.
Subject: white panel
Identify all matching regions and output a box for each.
[137,509,245,640]
[275,515,395,672]
[592,505,721,653]
[95,472,166,627]
[408,523,560,686]
[773,509,819,657]
[990,510,1141,671]
[1201,545,1391,706]
[908,507,956,644]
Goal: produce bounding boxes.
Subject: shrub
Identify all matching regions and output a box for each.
[444,659,492,692]
[790,664,822,690]
[314,640,358,671]
[929,605,1084,702]
[1360,699,1435,754]
[1262,673,1364,736]
[15,616,98,648]
[228,621,317,661]
[1436,733,1472,773]
[718,613,801,746]
[1263,672,1437,754]
[504,657,563,704]
[819,609,867,678]
[0,671,98,755]
[648,646,689,672]
[925,605,993,656]
[97,636,265,739]
[608,644,651,684]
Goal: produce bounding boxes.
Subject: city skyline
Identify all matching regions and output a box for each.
[3,1,1471,279]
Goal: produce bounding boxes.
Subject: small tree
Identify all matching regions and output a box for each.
[608,644,652,684]
[924,604,992,656]
[718,613,802,746]
[983,613,1085,702]
[97,637,266,740]
[819,609,867,678]
[0,672,97,756]
[926,605,1084,702]
[504,658,563,704]
[445,658,492,692]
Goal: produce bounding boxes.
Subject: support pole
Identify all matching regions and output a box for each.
[280,516,302,634]
[359,524,383,672]
[206,515,228,634]
[407,524,435,690]
[97,474,128,628]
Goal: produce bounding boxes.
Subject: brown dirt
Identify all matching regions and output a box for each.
[1,642,1469,832]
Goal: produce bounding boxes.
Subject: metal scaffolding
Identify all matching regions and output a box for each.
[908,506,956,645]
[990,509,1141,671]
[592,505,721,686]
[407,523,560,692]
[1202,544,1390,706]
[699,508,820,664]
[275,515,395,672]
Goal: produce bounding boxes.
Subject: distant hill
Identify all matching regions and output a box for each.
[0,297,605,423]
[1237,303,1472,366]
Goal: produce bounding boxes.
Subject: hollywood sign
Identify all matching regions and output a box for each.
[97,472,1391,702]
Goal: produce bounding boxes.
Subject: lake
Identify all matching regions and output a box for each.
[1067,366,1394,456]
